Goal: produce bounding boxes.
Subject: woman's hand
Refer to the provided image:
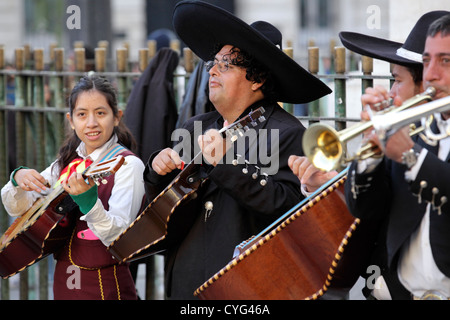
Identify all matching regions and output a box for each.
[61,172,95,195]
[13,168,48,193]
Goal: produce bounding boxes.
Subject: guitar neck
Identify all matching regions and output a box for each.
[180,127,233,174]
[182,108,265,171]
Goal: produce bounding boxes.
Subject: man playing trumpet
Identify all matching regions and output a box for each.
[345,13,450,300]
[290,11,447,196]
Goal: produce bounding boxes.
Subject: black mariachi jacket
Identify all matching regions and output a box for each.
[344,121,450,293]
[144,99,305,299]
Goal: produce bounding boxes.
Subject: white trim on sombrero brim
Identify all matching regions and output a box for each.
[396,47,423,63]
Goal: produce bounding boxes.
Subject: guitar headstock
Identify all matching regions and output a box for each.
[84,155,126,185]
[222,107,266,142]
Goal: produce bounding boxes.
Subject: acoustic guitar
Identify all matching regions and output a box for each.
[0,155,125,279]
[108,107,267,263]
[194,167,377,300]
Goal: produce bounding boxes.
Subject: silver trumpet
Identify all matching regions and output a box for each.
[302,87,437,172]
[372,94,450,145]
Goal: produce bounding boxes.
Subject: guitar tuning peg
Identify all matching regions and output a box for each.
[101,179,107,184]
[259,115,266,122]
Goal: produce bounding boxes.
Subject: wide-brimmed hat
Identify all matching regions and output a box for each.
[339,10,449,67]
[172,0,331,104]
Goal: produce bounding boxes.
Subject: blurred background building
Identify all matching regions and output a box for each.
[0,0,448,65]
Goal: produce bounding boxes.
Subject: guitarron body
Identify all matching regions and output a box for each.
[194,168,375,300]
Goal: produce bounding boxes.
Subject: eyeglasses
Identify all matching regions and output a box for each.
[204,59,232,73]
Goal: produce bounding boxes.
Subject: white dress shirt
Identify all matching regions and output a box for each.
[1,135,146,246]
[371,116,450,299]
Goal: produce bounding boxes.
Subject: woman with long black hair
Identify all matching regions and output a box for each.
[1,75,145,300]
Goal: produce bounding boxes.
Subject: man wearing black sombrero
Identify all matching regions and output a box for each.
[343,12,450,300]
[289,13,447,230]
[143,0,330,299]
[340,10,448,106]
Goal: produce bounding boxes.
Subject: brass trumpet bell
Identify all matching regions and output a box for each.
[302,87,436,172]
[303,124,342,172]
[302,121,372,172]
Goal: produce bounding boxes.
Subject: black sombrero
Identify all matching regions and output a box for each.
[339,10,449,67]
[172,0,331,104]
